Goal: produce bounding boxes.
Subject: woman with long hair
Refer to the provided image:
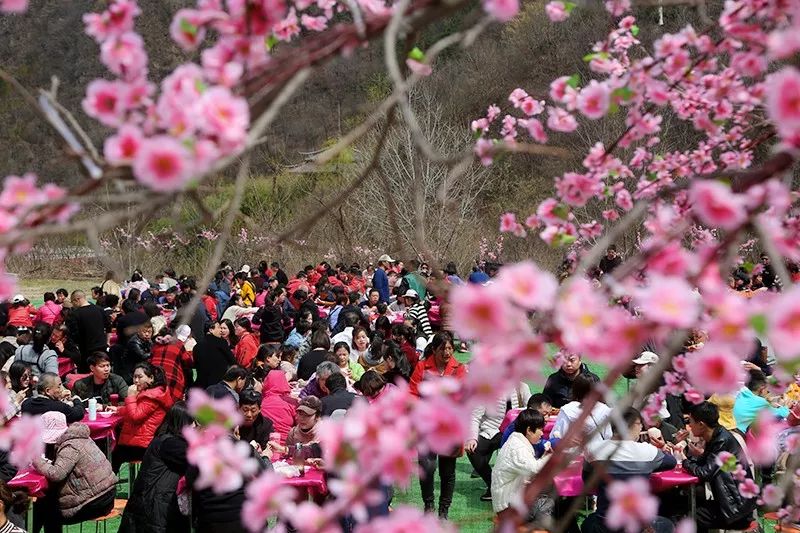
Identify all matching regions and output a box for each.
[113,362,174,472]
[233,317,259,368]
[332,341,365,382]
[219,319,237,348]
[13,323,57,378]
[120,401,194,533]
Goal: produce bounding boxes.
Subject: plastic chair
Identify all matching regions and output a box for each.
[65,373,91,391]
[78,498,126,533]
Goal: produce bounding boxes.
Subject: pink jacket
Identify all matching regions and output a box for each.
[260,371,297,444]
[34,301,62,326]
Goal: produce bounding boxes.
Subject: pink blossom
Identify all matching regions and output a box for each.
[354,506,456,533]
[448,283,521,340]
[170,9,209,51]
[545,1,569,21]
[746,411,781,465]
[760,483,785,508]
[474,138,494,166]
[521,118,548,143]
[0,414,44,468]
[768,30,800,60]
[100,32,148,81]
[577,80,611,119]
[186,387,242,428]
[82,79,129,128]
[241,471,296,532]
[520,97,544,116]
[685,345,745,395]
[689,181,747,231]
[766,284,800,361]
[482,0,519,22]
[104,123,144,165]
[0,173,44,208]
[273,9,300,41]
[132,136,194,192]
[496,261,558,311]
[604,0,630,16]
[412,395,469,455]
[301,14,328,31]
[738,478,760,499]
[765,68,800,145]
[499,212,518,233]
[405,58,432,77]
[556,172,602,207]
[547,106,578,132]
[184,425,259,493]
[0,0,27,13]
[634,275,699,328]
[199,86,249,153]
[675,518,696,533]
[605,477,658,533]
[615,189,633,211]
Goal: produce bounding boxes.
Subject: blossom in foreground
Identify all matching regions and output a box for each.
[605,478,658,533]
[354,506,456,532]
[689,181,747,231]
[765,67,800,146]
[495,260,558,311]
[766,284,800,361]
[684,344,745,395]
[448,283,521,340]
[0,0,27,13]
[634,276,699,329]
[577,80,611,119]
[745,412,781,465]
[482,0,519,22]
[241,470,296,532]
[132,136,194,192]
[545,1,569,22]
[0,414,44,468]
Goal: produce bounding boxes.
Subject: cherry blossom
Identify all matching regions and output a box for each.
[132,136,194,192]
[0,0,27,13]
[689,181,747,231]
[545,1,568,22]
[684,345,745,395]
[495,260,558,311]
[241,470,297,532]
[104,123,144,165]
[0,414,44,468]
[605,478,658,533]
[577,80,611,119]
[766,284,800,361]
[482,0,519,22]
[765,68,800,146]
[634,276,699,329]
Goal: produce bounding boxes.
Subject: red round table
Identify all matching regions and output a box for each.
[8,466,48,498]
[553,458,699,497]
[83,412,124,455]
[281,467,328,499]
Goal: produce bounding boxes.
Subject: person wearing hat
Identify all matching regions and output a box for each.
[6,295,35,329]
[277,395,322,457]
[373,254,393,304]
[402,289,433,339]
[632,351,659,378]
[33,411,117,531]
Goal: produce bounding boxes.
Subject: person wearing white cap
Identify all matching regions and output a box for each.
[372,254,394,304]
[632,351,659,378]
[6,295,35,329]
[33,411,117,529]
[402,289,433,339]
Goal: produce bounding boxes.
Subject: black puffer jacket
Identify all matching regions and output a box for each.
[683,426,757,524]
[121,335,152,383]
[119,434,190,533]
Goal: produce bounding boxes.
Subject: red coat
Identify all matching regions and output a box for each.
[118,385,173,448]
[201,295,218,322]
[8,305,36,328]
[408,356,467,397]
[235,332,259,368]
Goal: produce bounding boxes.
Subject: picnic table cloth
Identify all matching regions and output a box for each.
[281,467,328,498]
[8,466,49,498]
[57,357,75,378]
[83,412,124,450]
[553,459,699,497]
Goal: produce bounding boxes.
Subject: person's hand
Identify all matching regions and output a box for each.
[249,440,262,453]
[649,434,666,449]
[13,388,28,405]
[127,384,138,396]
[742,361,760,371]
[54,340,64,352]
[687,441,703,457]
[261,446,273,460]
[465,439,478,453]
[306,458,324,469]
[253,381,263,393]
[674,429,690,442]
[233,426,240,440]
[542,441,553,455]
[104,405,118,413]
[59,388,72,401]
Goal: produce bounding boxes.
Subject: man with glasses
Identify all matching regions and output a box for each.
[20,372,84,422]
[542,353,599,408]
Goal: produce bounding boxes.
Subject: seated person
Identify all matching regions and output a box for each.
[733,369,788,433]
[112,363,173,472]
[206,365,248,403]
[542,353,599,408]
[581,408,676,533]
[72,352,129,407]
[491,410,552,526]
[271,396,322,459]
[500,393,552,445]
[320,373,356,417]
[260,370,298,445]
[299,361,341,399]
[683,402,757,533]
[236,389,275,453]
[21,372,84,423]
[0,479,26,533]
[551,375,611,447]
[33,411,118,532]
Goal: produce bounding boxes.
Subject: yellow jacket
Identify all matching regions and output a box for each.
[709,394,736,430]
[239,280,256,307]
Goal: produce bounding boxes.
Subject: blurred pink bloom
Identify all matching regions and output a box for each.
[545,1,568,21]
[0,173,44,209]
[675,518,696,533]
[760,483,784,508]
[104,124,144,165]
[547,106,578,132]
[83,0,140,42]
[765,67,800,145]
[412,395,469,455]
[82,79,129,127]
[605,477,658,533]
[0,0,27,13]
[738,478,760,499]
[685,345,745,395]
[301,14,328,31]
[766,284,800,361]
[132,136,194,192]
[100,31,148,80]
[0,414,44,468]
[448,283,520,340]
[405,58,432,77]
[577,80,610,119]
[199,86,250,153]
[241,470,296,532]
[184,425,259,493]
[499,212,518,233]
[187,387,243,427]
[689,181,747,231]
[746,411,781,465]
[635,275,699,328]
[495,261,558,311]
[483,0,519,21]
[354,506,456,533]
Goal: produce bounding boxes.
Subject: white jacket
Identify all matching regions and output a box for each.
[551,400,612,448]
[491,432,550,513]
[470,384,532,441]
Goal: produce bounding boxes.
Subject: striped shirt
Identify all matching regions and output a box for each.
[406,302,432,339]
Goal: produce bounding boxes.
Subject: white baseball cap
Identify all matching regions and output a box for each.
[403,289,419,299]
[632,351,659,365]
[378,254,394,263]
[176,324,192,342]
[11,294,24,304]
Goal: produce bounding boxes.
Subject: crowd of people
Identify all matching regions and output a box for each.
[0,251,794,533]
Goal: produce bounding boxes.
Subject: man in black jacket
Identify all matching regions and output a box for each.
[683,402,757,533]
[542,354,600,408]
[320,373,355,416]
[73,352,129,406]
[236,390,274,451]
[66,290,110,372]
[21,372,84,423]
[193,322,236,390]
[206,366,247,403]
[296,329,331,381]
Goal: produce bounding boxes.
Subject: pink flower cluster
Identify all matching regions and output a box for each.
[82,0,251,192]
[0,414,44,468]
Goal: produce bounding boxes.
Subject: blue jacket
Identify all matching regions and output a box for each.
[732,388,788,432]
[372,268,390,303]
[500,419,559,458]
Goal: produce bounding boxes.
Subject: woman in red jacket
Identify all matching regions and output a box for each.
[233,317,259,368]
[111,362,173,472]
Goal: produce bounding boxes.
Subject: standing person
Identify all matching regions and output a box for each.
[33,411,118,533]
[254,287,287,344]
[372,255,393,304]
[72,352,129,406]
[6,295,35,329]
[150,327,193,402]
[66,290,109,372]
[193,322,236,390]
[542,353,600,408]
[233,318,259,368]
[13,323,58,378]
[581,408,677,533]
[683,402,758,533]
[113,362,173,472]
[34,293,62,326]
[120,402,194,533]
[409,332,466,519]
